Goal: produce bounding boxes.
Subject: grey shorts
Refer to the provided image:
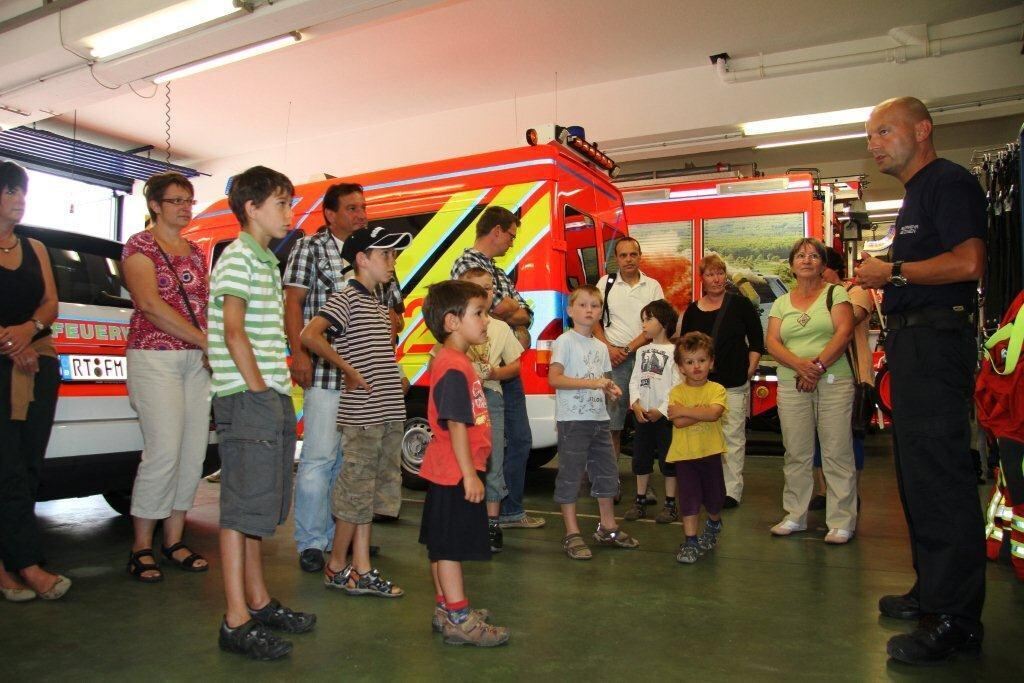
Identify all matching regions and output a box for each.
[607,353,635,431]
[214,389,297,538]
[554,420,620,504]
[331,421,403,524]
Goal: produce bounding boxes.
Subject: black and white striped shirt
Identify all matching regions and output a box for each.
[317,281,406,426]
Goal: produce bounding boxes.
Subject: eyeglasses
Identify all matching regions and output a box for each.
[161,198,197,206]
[505,230,517,242]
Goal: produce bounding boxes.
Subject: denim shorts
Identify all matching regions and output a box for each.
[214,389,296,538]
[483,387,508,503]
[553,420,620,504]
[331,421,403,524]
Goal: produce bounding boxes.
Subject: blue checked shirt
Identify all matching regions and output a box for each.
[450,248,531,316]
[284,227,404,389]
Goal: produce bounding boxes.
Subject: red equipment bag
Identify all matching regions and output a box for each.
[975,290,1024,442]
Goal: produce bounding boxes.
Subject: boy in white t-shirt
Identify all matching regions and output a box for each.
[548,285,641,560]
[625,300,681,524]
[458,268,524,553]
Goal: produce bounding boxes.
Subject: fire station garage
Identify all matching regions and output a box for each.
[1,0,1022,679]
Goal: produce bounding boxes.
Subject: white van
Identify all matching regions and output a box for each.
[18,225,218,514]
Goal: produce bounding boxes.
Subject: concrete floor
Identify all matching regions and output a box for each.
[5,435,1023,682]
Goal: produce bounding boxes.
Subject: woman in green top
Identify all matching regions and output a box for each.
[765,238,857,544]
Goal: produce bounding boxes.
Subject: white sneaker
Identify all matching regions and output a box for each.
[824,528,853,544]
[770,519,807,536]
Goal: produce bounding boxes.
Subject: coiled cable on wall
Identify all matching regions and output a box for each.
[163,82,172,165]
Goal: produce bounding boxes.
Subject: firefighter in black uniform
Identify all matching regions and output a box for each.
[856,96,987,666]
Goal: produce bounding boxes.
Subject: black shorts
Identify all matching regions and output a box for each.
[632,417,676,477]
[418,481,490,562]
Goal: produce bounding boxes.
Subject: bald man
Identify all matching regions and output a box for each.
[856,97,987,665]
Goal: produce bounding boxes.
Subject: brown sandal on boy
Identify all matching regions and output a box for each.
[562,533,592,560]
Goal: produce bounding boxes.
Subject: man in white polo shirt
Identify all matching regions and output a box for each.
[594,237,665,461]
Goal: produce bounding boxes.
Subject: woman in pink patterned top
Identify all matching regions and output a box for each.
[122,172,211,583]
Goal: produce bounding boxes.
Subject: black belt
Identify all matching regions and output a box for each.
[885,306,975,331]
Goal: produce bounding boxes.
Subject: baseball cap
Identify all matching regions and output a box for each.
[340,225,412,265]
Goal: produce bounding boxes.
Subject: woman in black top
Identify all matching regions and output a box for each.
[0,161,69,601]
[678,254,765,508]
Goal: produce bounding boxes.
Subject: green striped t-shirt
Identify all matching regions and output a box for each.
[207,232,291,397]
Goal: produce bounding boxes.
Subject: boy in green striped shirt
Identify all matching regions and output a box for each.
[208,166,316,661]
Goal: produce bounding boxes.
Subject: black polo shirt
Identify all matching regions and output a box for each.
[883,158,986,315]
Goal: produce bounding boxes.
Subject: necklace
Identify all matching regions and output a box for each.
[0,234,18,254]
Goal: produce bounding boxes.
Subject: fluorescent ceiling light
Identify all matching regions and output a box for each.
[153,32,302,83]
[869,212,900,219]
[754,133,866,149]
[866,199,903,211]
[742,107,874,136]
[89,0,240,59]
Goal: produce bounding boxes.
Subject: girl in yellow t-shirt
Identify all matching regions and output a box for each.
[666,332,728,564]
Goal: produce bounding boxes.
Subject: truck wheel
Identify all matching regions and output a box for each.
[526,446,557,470]
[401,414,431,491]
[103,490,132,516]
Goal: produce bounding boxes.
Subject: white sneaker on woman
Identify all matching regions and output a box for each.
[824,528,853,544]
[770,519,807,536]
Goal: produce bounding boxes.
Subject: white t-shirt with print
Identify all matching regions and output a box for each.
[628,342,680,415]
[551,329,613,421]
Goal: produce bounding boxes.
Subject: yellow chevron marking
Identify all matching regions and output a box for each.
[396,182,551,367]
[404,182,544,297]
[395,189,489,284]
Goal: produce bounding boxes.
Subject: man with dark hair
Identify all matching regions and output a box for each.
[283,182,383,572]
[595,236,665,464]
[856,96,987,666]
[456,206,532,329]
[451,205,541,530]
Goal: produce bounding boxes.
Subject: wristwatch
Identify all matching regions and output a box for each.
[619,345,630,355]
[31,318,47,332]
[889,261,908,287]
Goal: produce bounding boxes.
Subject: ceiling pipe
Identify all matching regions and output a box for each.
[716,22,1021,83]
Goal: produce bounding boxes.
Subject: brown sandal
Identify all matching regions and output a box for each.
[562,533,592,560]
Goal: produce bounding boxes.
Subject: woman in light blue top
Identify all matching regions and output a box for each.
[765,238,857,544]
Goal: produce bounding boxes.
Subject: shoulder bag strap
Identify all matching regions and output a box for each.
[824,283,857,378]
[602,273,617,327]
[709,292,732,342]
[154,240,202,330]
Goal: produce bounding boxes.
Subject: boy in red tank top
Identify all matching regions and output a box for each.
[418,280,510,647]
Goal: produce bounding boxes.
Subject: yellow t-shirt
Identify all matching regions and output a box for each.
[666,381,728,462]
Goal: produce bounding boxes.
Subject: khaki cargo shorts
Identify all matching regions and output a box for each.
[330,421,404,524]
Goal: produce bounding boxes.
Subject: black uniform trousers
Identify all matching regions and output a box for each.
[886,324,985,623]
[0,357,59,572]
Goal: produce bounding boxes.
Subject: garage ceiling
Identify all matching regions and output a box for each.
[1,0,1022,201]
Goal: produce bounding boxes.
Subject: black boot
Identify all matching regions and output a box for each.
[886,614,983,665]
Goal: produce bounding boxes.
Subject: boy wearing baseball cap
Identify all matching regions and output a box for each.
[300,226,412,598]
